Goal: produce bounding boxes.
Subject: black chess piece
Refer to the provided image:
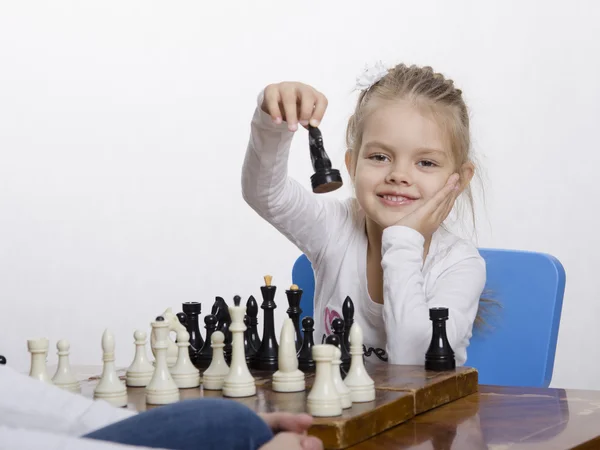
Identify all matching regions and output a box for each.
[244,315,257,364]
[211,296,227,322]
[156,315,165,321]
[285,285,303,352]
[176,312,187,326]
[332,318,351,372]
[297,316,316,372]
[219,300,233,365]
[233,295,241,306]
[195,314,218,369]
[325,334,347,379]
[342,296,355,351]
[308,126,343,194]
[246,295,261,351]
[425,307,455,371]
[252,276,279,371]
[182,302,204,362]
[0,355,6,365]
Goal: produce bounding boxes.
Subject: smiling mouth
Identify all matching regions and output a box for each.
[377,194,418,206]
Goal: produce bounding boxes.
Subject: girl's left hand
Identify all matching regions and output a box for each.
[393,173,460,238]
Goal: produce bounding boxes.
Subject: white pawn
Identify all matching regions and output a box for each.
[343,323,375,403]
[331,346,351,409]
[145,317,180,405]
[27,338,52,384]
[170,329,201,388]
[202,331,229,390]
[222,301,256,398]
[52,340,81,393]
[272,318,305,392]
[94,330,128,407]
[126,330,154,387]
[307,344,342,417]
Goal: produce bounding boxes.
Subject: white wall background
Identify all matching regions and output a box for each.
[1,0,599,389]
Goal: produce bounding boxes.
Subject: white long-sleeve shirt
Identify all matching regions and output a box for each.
[242,94,486,366]
[0,365,162,450]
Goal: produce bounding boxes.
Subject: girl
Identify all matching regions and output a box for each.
[242,63,486,366]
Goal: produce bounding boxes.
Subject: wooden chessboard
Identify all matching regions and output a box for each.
[82,363,477,449]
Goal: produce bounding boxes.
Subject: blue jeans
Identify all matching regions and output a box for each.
[84,398,274,450]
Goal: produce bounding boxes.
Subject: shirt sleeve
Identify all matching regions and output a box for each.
[0,365,136,437]
[380,226,486,364]
[241,91,348,264]
[0,427,166,450]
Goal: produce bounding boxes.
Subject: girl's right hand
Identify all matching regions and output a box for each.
[261,82,328,132]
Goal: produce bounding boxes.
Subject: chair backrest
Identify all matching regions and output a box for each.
[291,248,566,388]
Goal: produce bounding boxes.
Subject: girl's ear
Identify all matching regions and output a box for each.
[345,150,355,180]
[458,161,475,192]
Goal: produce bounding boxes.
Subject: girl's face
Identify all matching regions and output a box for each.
[347,100,465,230]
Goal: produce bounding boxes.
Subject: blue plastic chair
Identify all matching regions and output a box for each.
[291,249,566,388]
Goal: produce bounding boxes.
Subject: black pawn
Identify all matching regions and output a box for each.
[425,307,455,371]
[285,285,303,352]
[195,314,218,369]
[233,295,241,306]
[297,316,316,372]
[332,318,351,372]
[182,302,204,361]
[156,316,165,321]
[252,276,279,371]
[0,355,6,365]
[244,315,257,364]
[342,296,355,351]
[246,295,261,351]
[325,334,347,379]
[308,126,343,194]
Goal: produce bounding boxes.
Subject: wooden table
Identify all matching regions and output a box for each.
[78,366,600,449]
[352,385,600,449]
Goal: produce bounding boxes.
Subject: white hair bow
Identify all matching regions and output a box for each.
[354,61,389,91]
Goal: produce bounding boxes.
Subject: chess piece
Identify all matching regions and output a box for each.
[176,312,187,328]
[344,324,375,402]
[252,275,279,371]
[332,318,351,373]
[307,345,342,417]
[342,296,354,351]
[94,330,128,407]
[273,318,305,392]
[170,329,201,388]
[145,317,180,405]
[246,295,261,351]
[213,297,232,364]
[308,126,343,194]
[27,338,52,384]
[297,317,316,372]
[182,302,204,362]
[223,300,256,397]
[243,315,257,364]
[330,345,351,409]
[425,307,455,371]
[195,314,217,369]
[126,330,154,387]
[285,284,303,352]
[325,334,347,379]
[151,308,186,367]
[202,331,229,390]
[0,355,6,365]
[52,340,81,393]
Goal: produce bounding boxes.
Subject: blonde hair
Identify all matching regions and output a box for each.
[346,63,476,231]
[346,63,497,327]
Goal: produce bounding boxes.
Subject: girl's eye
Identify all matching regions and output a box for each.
[369,154,390,162]
[418,160,438,168]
